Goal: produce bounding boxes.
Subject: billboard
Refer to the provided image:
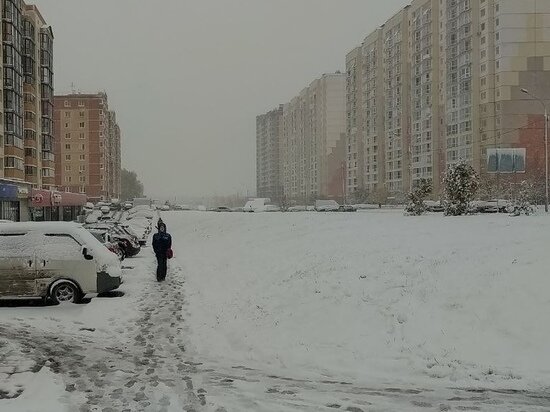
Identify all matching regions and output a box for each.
[487,148,526,173]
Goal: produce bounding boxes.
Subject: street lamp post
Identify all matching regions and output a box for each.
[521,88,549,213]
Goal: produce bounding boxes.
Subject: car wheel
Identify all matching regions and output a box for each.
[50,281,81,304]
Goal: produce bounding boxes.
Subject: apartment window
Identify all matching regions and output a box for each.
[79,111,85,117]
[79,186,86,194]
[100,164,104,170]
[79,133,85,139]
[65,154,71,160]
[64,100,70,107]
[480,8,486,17]
[79,122,85,128]
[79,165,86,171]
[79,154,85,160]
[65,122,69,128]
[495,32,500,41]
[65,176,72,183]
[65,133,71,139]
[65,165,71,171]
[79,176,86,183]
[65,144,71,150]
[495,18,500,27]
[65,112,70,118]
[78,100,84,107]
[481,36,486,45]
[480,22,486,31]
[81,144,85,150]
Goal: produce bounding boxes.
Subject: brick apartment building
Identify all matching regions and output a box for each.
[53,93,121,202]
[0,1,55,220]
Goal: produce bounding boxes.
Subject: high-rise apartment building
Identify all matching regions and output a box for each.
[280,73,346,203]
[53,93,121,202]
[256,105,283,202]
[0,1,54,221]
[1,1,53,186]
[346,0,550,201]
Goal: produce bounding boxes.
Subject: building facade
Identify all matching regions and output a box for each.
[0,1,54,221]
[53,93,121,202]
[256,105,283,202]
[280,73,346,204]
[346,0,550,201]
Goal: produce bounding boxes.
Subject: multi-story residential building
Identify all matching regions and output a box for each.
[410,0,441,193]
[346,0,550,201]
[53,93,121,202]
[345,47,364,196]
[0,1,54,221]
[106,110,121,200]
[362,29,386,200]
[256,105,283,202]
[280,73,346,204]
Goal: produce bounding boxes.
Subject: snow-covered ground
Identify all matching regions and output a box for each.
[1,210,550,411]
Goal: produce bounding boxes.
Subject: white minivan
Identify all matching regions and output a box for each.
[0,222,122,304]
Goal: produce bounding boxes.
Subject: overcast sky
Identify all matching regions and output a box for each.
[34,0,406,199]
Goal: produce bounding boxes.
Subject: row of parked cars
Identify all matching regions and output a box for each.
[0,205,156,305]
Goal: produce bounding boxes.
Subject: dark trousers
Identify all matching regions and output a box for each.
[156,255,168,281]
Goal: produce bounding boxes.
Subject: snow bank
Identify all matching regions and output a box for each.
[166,210,550,390]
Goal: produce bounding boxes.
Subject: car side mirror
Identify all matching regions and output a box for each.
[82,246,94,261]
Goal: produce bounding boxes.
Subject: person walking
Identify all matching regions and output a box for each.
[152,222,172,282]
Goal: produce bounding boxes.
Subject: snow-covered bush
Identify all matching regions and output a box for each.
[511,180,536,216]
[405,179,432,216]
[443,161,480,216]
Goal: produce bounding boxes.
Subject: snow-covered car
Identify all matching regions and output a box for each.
[243,198,269,212]
[213,206,231,212]
[231,207,244,212]
[0,219,13,224]
[425,200,444,212]
[314,200,340,212]
[470,201,499,214]
[338,205,357,212]
[89,230,126,261]
[264,205,281,212]
[0,222,122,304]
[288,206,307,212]
[159,205,170,211]
[100,205,111,215]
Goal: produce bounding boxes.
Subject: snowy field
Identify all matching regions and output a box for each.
[1,210,550,411]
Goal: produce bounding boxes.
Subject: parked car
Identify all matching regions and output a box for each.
[243,198,269,212]
[0,222,122,304]
[264,205,281,212]
[470,200,499,214]
[214,206,232,212]
[88,229,126,260]
[231,207,244,212]
[288,206,307,212]
[339,204,357,212]
[315,200,340,212]
[86,223,141,258]
[425,200,444,212]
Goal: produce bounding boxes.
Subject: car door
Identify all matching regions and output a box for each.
[35,234,97,294]
[0,233,37,297]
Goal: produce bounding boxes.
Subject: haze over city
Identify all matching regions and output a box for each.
[33,0,405,199]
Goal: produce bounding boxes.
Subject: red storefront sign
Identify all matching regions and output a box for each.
[31,190,87,207]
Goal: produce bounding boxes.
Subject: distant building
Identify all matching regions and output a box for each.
[53,93,121,202]
[345,0,550,201]
[256,105,283,202]
[280,73,346,204]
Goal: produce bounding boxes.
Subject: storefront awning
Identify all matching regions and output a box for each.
[31,190,87,207]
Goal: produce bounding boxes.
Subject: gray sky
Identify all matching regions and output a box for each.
[34,0,406,199]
